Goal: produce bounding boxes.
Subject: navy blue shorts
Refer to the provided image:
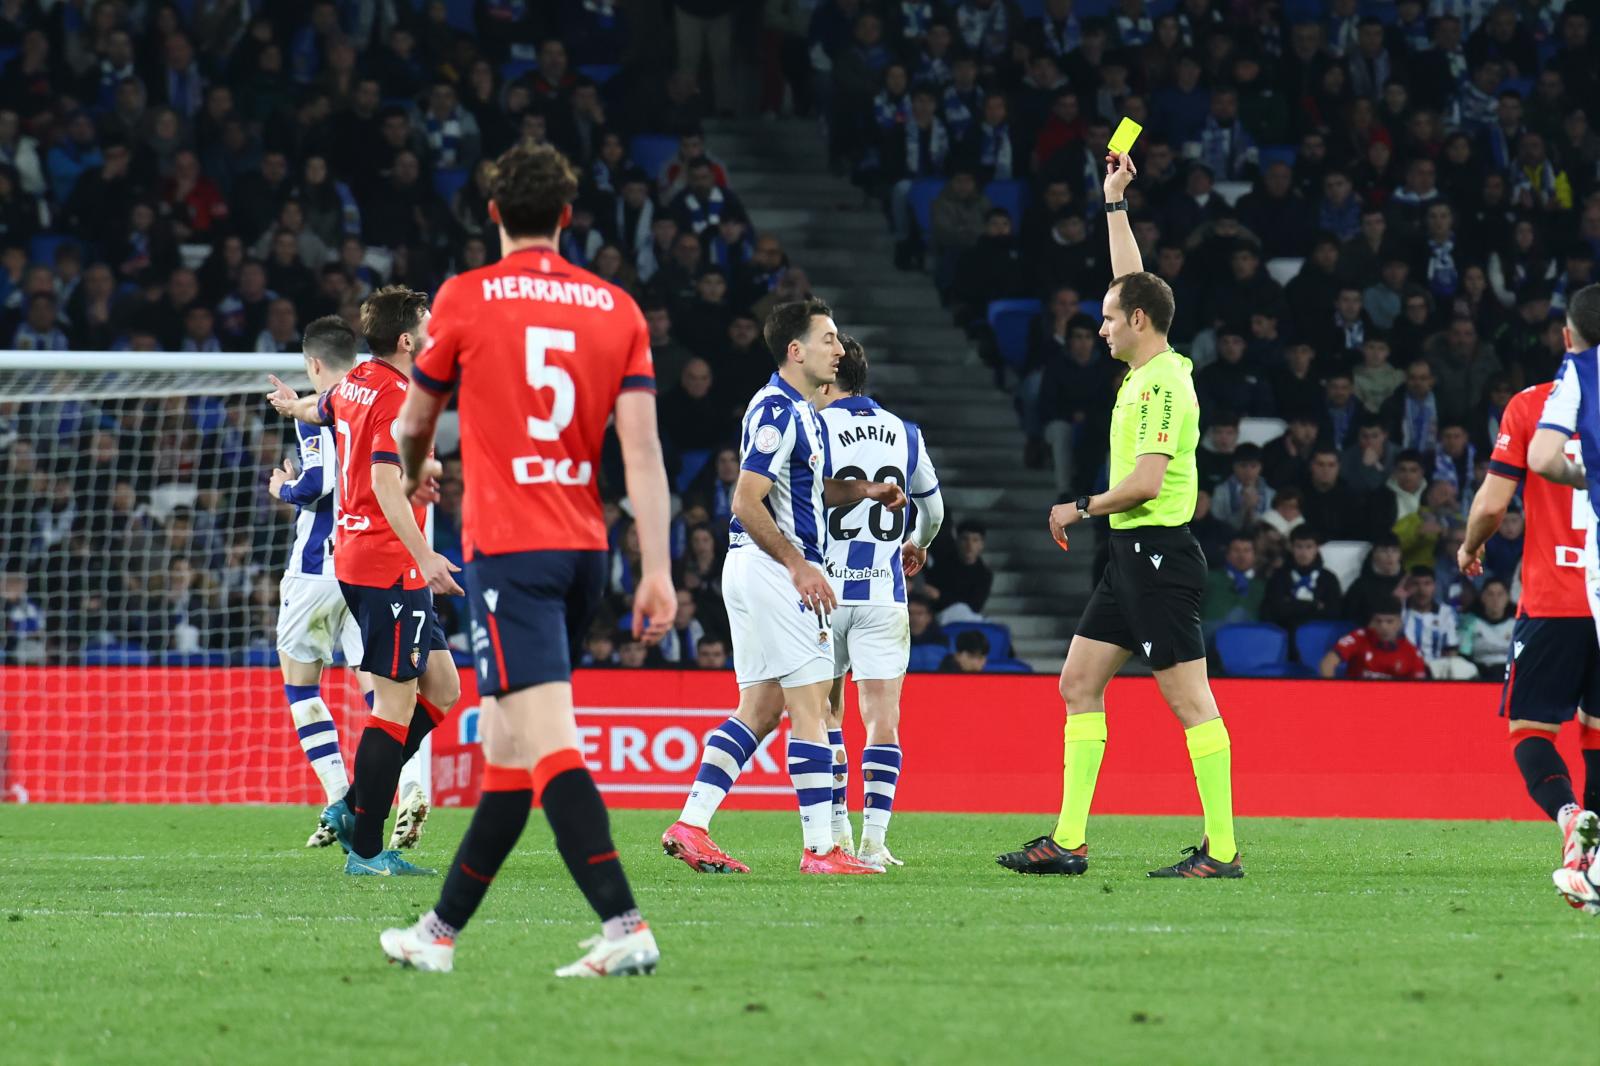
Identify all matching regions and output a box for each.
[465,550,607,697]
[1500,616,1600,724]
[339,582,448,682]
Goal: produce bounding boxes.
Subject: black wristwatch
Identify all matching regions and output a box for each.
[1076,495,1092,520]
[1103,199,1129,213]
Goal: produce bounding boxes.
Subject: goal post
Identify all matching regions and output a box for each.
[0,351,436,804]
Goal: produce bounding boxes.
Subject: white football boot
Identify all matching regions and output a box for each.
[856,839,904,869]
[389,783,431,850]
[554,927,660,978]
[380,919,456,973]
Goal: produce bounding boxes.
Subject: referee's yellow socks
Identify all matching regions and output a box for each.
[1185,717,1237,862]
[1052,712,1106,849]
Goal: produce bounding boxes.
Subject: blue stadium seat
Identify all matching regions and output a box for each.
[908,644,947,673]
[1258,145,1298,171]
[907,177,946,237]
[433,166,469,205]
[629,134,681,182]
[444,0,475,32]
[943,621,1013,659]
[1214,623,1290,677]
[1294,620,1352,667]
[28,234,77,268]
[162,651,227,667]
[985,658,1033,673]
[240,646,280,668]
[677,448,712,493]
[501,59,539,85]
[986,298,1041,371]
[982,180,1025,228]
[1079,299,1101,321]
[83,641,152,667]
[578,64,621,85]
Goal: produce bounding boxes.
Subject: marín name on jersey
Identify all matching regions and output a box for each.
[819,396,940,607]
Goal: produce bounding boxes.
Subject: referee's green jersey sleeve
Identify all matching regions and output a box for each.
[1108,349,1201,530]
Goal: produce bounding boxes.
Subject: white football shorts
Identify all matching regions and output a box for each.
[277,574,363,666]
[830,603,910,681]
[723,549,835,689]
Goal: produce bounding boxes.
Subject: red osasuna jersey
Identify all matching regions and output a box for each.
[316,358,428,590]
[411,248,655,558]
[1487,382,1588,618]
[1334,628,1428,680]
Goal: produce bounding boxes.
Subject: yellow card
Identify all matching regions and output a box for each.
[1108,117,1143,155]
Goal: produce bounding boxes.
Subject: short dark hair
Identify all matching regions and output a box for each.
[302,314,358,369]
[1372,596,1404,619]
[490,142,579,238]
[1233,443,1263,464]
[955,630,990,656]
[835,333,868,394]
[1289,523,1320,544]
[1409,565,1435,579]
[1569,283,1600,349]
[762,297,833,368]
[1107,271,1176,334]
[360,285,429,357]
[958,519,987,537]
[1395,448,1426,468]
[1276,485,1304,506]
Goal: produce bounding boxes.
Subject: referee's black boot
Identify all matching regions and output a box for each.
[996,835,1088,875]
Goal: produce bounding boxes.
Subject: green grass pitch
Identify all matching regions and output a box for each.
[3,806,1596,1065]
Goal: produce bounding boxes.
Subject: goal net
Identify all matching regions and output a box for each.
[0,352,439,804]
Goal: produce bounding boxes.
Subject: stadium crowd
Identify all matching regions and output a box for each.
[0,0,1002,670]
[811,0,1600,677]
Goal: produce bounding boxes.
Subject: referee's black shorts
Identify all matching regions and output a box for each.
[1074,524,1207,670]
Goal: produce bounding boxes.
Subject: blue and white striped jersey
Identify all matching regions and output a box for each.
[729,373,828,565]
[819,397,941,607]
[277,420,338,580]
[1539,345,1600,520]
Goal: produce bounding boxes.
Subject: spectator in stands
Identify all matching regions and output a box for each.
[1318,369,1363,453]
[658,356,732,454]
[1211,443,1274,529]
[1341,419,1398,495]
[1353,336,1404,415]
[927,519,991,621]
[679,522,724,597]
[930,168,989,294]
[1459,576,1515,680]
[1381,359,1442,455]
[1321,598,1428,680]
[1196,325,1274,420]
[580,622,619,668]
[1189,488,1232,567]
[1262,525,1343,631]
[1269,341,1323,420]
[939,628,990,673]
[1262,412,1320,489]
[1039,320,1113,498]
[1481,503,1523,586]
[951,207,1026,328]
[1396,476,1464,570]
[1,567,44,663]
[1401,565,1475,679]
[1197,412,1240,493]
[1260,484,1305,537]
[658,588,706,667]
[908,593,945,648]
[12,292,68,351]
[1239,162,1314,260]
[1301,445,1366,541]
[1425,315,1503,424]
[1203,533,1264,638]
[1375,449,1428,532]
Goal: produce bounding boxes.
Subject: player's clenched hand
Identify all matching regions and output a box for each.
[265,374,299,417]
[420,550,464,596]
[863,482,907,511]
[1458,542,1484,578]
[901,542,928,577]
[788,559,837,614]
[631,571,677,645]
[268,459,295,498]
[1048,502,1082,546]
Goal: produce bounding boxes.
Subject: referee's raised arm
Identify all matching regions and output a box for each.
[1102,152,1142,277]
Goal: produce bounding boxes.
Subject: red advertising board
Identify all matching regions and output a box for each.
[0,667,1571,821]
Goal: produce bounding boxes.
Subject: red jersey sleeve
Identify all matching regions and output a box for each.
[619,303,655,395]
[370,388,401,467]
[1334,630,1365,662]
[1398,640,1428,679]
[412,276,462,396]
[1488,388,1533,480]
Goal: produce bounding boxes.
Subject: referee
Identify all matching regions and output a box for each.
[997,150,1241,880]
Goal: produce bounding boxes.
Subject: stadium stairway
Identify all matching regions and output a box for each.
[704,118,1090,672]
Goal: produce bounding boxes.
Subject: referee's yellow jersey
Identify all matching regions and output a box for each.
[1107,348,1200,530]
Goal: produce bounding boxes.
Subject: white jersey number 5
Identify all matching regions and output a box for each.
[526,327,577,441]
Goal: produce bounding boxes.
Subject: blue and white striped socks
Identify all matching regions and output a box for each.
[829,728,849,839]
[860,744,902,849]
[286,684,348,803]
[789,737,836,853]
[680,716,760,829]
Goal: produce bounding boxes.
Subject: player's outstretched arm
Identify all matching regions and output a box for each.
[615,391,677,644]
[1528,427,1587,488]
[1103,151,1142,277]
[823,478,908,511]
[733,470,836,613]
[265,375,324,424]
[1459,472,1515,576]
[370,462,463,595]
